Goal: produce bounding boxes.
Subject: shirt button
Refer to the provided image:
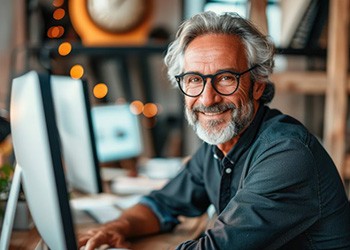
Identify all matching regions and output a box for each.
[225,168,232,174]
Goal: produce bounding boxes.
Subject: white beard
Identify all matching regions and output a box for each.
[185,100,254,145]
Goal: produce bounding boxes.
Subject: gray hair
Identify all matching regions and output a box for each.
[164,11,275,104]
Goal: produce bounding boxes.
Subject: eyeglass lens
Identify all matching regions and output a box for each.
[180,72,239,96]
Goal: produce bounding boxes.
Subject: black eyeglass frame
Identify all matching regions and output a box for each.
[175,65,258,97]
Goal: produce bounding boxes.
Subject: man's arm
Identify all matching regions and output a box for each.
[78,203,161,249]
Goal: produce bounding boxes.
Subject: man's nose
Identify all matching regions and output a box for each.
[199,79,220,106]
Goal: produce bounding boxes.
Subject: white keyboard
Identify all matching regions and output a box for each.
[70,193,141,224]
[84,205,122,224]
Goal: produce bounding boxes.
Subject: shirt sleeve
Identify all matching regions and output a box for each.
[142,145,212,232]
[138,196,180,232]
[176,138,322,249]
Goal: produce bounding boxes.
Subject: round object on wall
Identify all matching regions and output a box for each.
[69,0,153,46]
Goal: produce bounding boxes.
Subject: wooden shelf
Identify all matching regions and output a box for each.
[271,72,350,94]
[252,0,349,179]
[323,0,349,178]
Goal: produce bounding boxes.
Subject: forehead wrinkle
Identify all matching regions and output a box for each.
[183,34,247,74]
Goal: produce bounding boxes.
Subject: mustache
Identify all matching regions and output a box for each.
[192,103,236,113]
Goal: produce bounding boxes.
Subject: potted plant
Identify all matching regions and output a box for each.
[0,163,13,219]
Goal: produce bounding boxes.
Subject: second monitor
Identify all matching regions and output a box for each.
[91,103,143,164]
[51,75,103,194]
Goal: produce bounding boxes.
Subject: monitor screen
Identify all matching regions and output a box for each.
[50,75,103,194]
[10,70,77,249]
[91,104,143,163]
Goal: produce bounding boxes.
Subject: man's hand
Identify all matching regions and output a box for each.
[77,204,161,249]
[78,226,130,250]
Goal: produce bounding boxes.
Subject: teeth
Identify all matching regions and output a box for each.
[203,111,223,116]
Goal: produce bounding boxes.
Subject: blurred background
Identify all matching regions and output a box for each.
[0,0,349,182]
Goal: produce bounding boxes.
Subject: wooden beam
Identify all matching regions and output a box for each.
[249,0,268,35]
[271,72,350,94]
[323,0,349,177]
[272,71,327,94]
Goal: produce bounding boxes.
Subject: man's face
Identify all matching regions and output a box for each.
[183,34,264,147]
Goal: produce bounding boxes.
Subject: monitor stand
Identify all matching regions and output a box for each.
[0,164,22,250]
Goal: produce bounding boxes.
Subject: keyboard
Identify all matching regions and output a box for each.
[84,205,122,224]
[70,193,142,224]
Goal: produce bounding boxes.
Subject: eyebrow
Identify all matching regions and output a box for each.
[183,68,241,75]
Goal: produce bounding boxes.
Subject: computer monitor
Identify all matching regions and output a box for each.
[1,70,77,249]
[50,75,103,194]
[91,104,143,163]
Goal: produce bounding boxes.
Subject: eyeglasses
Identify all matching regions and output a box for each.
[175,65,258,97]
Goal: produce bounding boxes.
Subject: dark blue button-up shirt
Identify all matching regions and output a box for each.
[141,105,350,249]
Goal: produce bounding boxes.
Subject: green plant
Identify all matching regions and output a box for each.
[0,163,13,199]
[0,163,13,219]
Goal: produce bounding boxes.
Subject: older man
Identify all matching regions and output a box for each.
[79,11,350,249]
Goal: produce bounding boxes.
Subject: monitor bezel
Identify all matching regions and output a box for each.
[50,75,103,194]
[8,71,77,249]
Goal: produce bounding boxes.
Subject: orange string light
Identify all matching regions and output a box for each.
[53,0,64,7]
[143,103,158,118]
[58,42,72,56]
[70,65,84,79]
[93,83,108,99]
[130,100,144,115]
[53,8,65,20]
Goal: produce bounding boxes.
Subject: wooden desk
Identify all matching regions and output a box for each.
[9,214,208,250]
[10,227,41,250]
[9,168,208,249]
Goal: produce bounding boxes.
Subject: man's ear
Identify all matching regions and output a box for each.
[253,82,266,101]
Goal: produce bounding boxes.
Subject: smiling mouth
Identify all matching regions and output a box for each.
[199,109,231,119]
[202,110,225,116]
[192,103,235,119]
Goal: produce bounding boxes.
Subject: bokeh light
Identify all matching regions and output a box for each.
[143,103,158,118]
[58,42,72,56]
[53,8,65,20]
[70,65,84,79]
[47,26,64,38]
[93,83,108,99]
[53,0,64,7]
[130,100,144,115]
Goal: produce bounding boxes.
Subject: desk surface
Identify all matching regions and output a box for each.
[9,167,208,249]
[10,214,207,250]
